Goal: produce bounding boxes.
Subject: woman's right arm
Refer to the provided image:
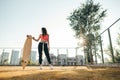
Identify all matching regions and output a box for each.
[32,35,41,42]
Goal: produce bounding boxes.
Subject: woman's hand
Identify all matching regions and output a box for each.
[48,45,50,51]
[27,35,32,38]
[32,37,35,40]
[32,37,39,42]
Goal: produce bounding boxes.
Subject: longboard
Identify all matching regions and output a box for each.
[21,35,32,69]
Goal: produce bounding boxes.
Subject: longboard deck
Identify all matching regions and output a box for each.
[21,35,32,69]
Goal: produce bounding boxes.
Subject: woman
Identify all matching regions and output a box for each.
[32,27,53,70]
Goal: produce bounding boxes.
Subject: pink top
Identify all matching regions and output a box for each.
[40,34,49,42]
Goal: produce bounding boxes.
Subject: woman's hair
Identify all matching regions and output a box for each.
[41,27,47,35]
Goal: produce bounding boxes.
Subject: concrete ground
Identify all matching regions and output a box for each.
[0,66,120,80]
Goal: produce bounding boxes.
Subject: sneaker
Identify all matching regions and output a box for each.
[40,64,42,70]
[40,67,42,70]
[49,64,53,70]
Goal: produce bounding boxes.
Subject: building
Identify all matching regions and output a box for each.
[43,53,57,65]
[1,52,9,65]
[57,54,84,66]
[67,57,76,65]
[50,53,57,65]
[76,55,84,65]
[58,54,67,66]
[30,51,37,64]
[0,54,2,64]
[10,50,20,65]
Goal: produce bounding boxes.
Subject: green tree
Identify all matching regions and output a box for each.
[68,0,107,64]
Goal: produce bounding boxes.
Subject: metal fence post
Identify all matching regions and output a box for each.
[99,36,104,64]
[108,28,115,63]
[94,42,97,64]
[75,47,78,65]
[0,49,4,64]
[57,49,59,65]
[66,49,68,65]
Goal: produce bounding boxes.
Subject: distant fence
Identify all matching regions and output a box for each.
[0,47,84,66]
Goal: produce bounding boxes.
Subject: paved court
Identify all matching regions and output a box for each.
[0,66,120,80]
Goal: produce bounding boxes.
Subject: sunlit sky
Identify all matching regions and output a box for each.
[0,0,120,48]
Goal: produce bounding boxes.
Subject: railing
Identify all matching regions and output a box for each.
[94,18,120,64]
[0,19,120,66]
[0,47,84,66]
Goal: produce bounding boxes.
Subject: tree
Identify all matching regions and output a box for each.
[68,0,107,64]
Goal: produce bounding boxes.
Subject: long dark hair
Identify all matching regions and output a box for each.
[41,27,47,36]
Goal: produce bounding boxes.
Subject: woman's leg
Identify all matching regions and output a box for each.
[44,43,51,64]
[38,42,43,64]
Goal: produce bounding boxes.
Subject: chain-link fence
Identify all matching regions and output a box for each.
[91,18,120,64]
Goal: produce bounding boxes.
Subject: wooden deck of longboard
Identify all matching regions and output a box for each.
[21,35,32,69]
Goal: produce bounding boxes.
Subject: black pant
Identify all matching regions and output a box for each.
[38,42,51,64]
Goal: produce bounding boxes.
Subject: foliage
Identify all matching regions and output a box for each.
[68,0,107,64]
[68,0,107,38]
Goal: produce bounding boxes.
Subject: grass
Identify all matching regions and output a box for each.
[0,66,120,80]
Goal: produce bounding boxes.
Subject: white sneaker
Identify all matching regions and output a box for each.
[49,64,53,70]
[40,67,42,70]
[40,64,42,70]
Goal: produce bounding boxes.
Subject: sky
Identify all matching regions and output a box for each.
[0,0,120,48]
